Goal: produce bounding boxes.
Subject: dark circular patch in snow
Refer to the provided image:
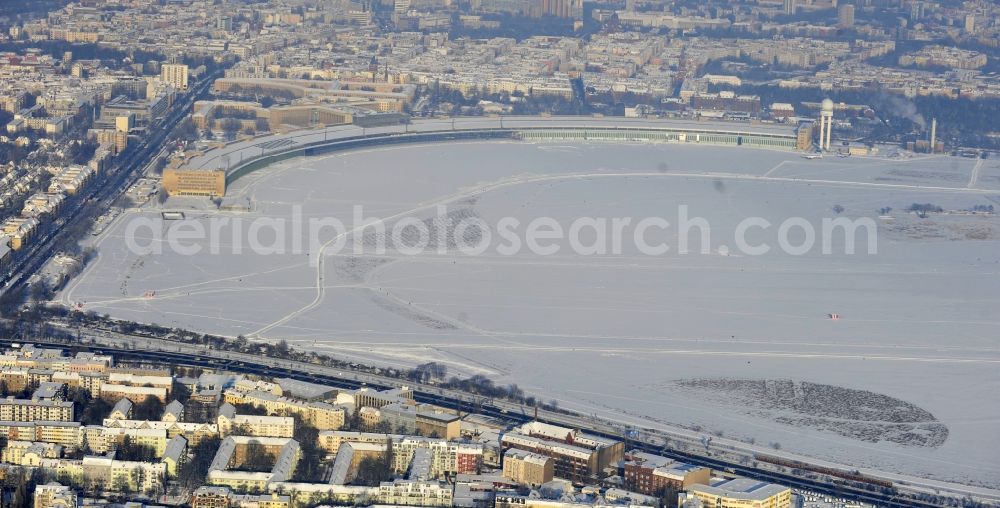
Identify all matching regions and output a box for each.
[672,378,948,448]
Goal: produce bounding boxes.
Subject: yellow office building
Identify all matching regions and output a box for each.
[686,478,792,508]
[163,169,227,197]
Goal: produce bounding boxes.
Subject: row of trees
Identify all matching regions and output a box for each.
[354,437,394,486]
[13,306,575,420]
[732,83,1000,150]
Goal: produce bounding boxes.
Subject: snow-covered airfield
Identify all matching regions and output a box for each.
[64,128,1000,488]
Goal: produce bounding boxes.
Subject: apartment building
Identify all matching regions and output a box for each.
[393,437,483,478]
[379,402,461,439]
[502,448,554,487]
[208,436,300,491]
[2,441,63,466]
[81,456,166,493]
[224,389,345,430]
[318,430,395,455]
[0,421,81,449]
[99,384,168,403]
[218,405,295,438]
[500,422,623,482]
[161,63,190,90]
[377,479,452,507]
[623,451,711,495]
[33,483,77,508]
[0,397,74,422]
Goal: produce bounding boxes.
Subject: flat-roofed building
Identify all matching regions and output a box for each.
[377,479,452,507]
[163,168,227,197]
[685,478,792,508]
[162,64,190,91]
[355,387,414,409]
[796,122,814,151]
[623,451,711,495]
[0,421,81,449]
[0,397,73,422]
[379,402,461,439]
[92,128,128,153]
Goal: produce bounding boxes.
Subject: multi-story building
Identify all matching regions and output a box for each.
[81,456,167,493]
[83,425,169,457]
[2,440,63,466]
[392,437,483,478]
[161,63,190,91]
[218,406,295,438]
[162,435,187,477]
[379,402,461,439]
[685,478,792,508]
[317,431,481,478]
[191,486,231,508]
[318,430,394,454]
[796,122,814,151]
[99,384,167,403]
[33,483,76,508]
[623,452,711,495]
[502,448,554,486]
[0,397,74,422]
[377,479,452,507]
[162,168,227,197]
[838,4,855,28]
[103,418,219,446]
[500,422,623,482]
[224,389,345,430]
[0,421,81,449]
[354,387,414,409]
[208,436,300,491]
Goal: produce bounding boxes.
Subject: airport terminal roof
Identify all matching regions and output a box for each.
[183,116,799,173]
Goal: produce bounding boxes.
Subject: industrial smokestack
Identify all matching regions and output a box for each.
[930,118,937,153]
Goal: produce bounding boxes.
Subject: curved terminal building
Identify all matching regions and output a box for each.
[164,116,806,197]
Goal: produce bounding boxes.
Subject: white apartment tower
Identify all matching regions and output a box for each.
[161,63,189,91]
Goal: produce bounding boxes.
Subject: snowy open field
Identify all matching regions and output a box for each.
[63,141,1000,488]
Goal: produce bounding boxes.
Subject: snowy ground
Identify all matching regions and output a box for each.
[62,141,1000,488]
